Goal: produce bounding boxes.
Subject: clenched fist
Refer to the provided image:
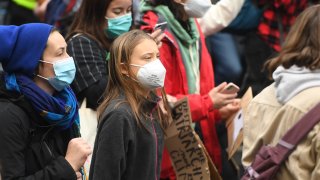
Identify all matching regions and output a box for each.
[65,138,92,171]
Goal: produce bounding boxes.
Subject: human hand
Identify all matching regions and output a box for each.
[159,94,177,114]
[65,138,92,171]
[208,82,238,109]
[76,171,82,180]
[34,0,50,21]
[167,94,177,103]
[149,29,165,48]
[219,99,241,119]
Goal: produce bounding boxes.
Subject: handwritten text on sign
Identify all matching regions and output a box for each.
[166,99,210,180]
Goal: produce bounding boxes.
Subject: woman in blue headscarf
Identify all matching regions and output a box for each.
[0,23,92,180]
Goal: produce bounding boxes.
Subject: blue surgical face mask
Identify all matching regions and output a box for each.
[37,57,76,91]
[105,13,132,39]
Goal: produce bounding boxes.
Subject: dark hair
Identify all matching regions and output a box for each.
[266,5,320,78]
[66,0,112,50]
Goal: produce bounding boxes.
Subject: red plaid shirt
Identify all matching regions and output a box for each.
[257,0,309,52]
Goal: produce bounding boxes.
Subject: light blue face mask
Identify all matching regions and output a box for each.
[37,57,76,91]
[105,13,132,39]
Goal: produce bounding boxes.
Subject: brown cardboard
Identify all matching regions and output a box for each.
[226,87,253,159]
[165,97,221,180]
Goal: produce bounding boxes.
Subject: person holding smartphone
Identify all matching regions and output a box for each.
[139,0,240,179]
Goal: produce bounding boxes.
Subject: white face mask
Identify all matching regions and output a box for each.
[181,0,211,18]
[130,59,166,90]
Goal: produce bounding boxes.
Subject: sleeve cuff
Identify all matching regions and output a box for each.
[203,94,214,112]
[203,94,221,121]
[54,156,77,180]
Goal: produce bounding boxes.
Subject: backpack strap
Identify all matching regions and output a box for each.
[276,102,320,159]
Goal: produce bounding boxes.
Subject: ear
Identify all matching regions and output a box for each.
[35,62,44,75]
[120,63,129,75]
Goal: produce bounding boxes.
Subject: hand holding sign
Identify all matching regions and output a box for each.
[165,98,222,180]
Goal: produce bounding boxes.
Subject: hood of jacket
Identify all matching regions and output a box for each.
[272,65,320,104]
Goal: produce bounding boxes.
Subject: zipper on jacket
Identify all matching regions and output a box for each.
[43,141,54,158]
[41,126,55,161]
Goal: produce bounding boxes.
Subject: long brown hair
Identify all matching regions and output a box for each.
[266,5,320,78]
[65,0,112,50]
[97,30,170,129]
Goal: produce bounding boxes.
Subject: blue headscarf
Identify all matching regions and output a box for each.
[0,23,51,77]
[0,23,79,130]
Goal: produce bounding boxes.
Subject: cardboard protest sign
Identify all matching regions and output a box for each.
[165,97,221,180]
[226,87,253,158]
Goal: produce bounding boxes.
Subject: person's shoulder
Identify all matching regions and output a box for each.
[68,33,93,42]
[0,99,30,132]
[67,33,104,57]
[102,100,132,119]
[293,86,320,101]
[251,84,278,105]
[287,86,320,113]
[67,33,100,48]
[99,99,135,126]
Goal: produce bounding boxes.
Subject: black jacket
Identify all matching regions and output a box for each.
[67,34,108,110]
[0,76,77,180]
[89,95,164,180]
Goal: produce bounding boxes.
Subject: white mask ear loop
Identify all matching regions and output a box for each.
[125,74,139,83]
[37,61,51,80]
[39,60,53,64]
[129,64,143,68]
[120,63,140,83]
[36,74,49,80]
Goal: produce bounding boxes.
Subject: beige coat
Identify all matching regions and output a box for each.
[242,84,320,180]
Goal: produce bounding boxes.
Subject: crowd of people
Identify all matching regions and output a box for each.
[0,0,320,180]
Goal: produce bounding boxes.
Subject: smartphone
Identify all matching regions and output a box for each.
[222,83,240,94]
[154,22,168,32]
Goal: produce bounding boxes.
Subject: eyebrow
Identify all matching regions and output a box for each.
[141,51,159,57]
[142,52,154,56]
[112,4,132,9]
[112,7,123,10]
[56,45,67,54]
